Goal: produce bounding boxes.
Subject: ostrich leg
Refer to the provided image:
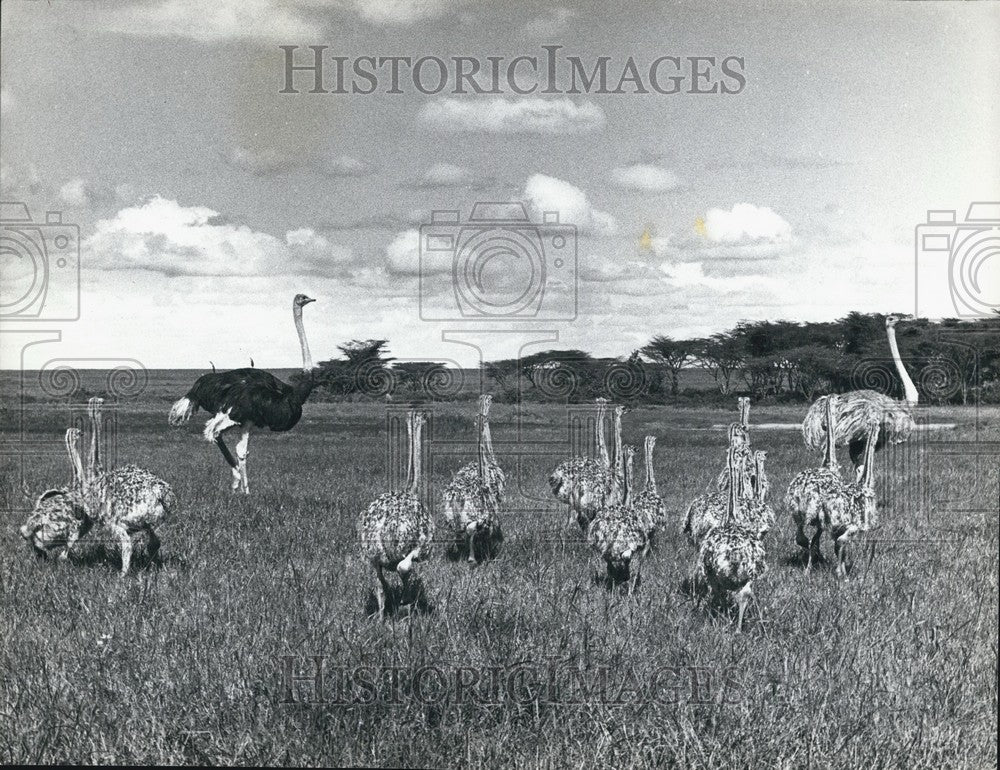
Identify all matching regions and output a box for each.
[465,521,478,564]
[213,438,242,491]
[204,412,242,490]
[113,523,133,576]
[735,585,752,633]
[235,428,252,495]
[373,564,389,618]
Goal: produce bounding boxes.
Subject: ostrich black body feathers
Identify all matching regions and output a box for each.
[180,368,318,432]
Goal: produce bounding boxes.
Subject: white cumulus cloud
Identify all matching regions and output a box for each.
[702,203,792,243]
[652,203,794,262]
[523,174,618,236]
[59,179,95,208]
[385,228,428,275]
[350,0,470,25]
[101,0,321,43]
[419,97,606,134]
[85,197,352,277]
[612,164,684,193]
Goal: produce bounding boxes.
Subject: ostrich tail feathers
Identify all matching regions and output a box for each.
[168,397,194,426]
[801,396,830,451]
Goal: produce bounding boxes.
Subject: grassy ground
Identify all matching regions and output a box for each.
[1,385,997,766]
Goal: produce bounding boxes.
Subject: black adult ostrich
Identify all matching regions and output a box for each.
[169,294,318,494]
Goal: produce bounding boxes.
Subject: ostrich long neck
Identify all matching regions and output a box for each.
[860,425,879,490]
[477,400,487,482]
[886,323,918,406]
[725,448,739,525]
[88,416,98,481]
[293,304,313,372]
[621,450,633,506]
[65,430,83,491]
[823,397,838,470]
[410,416,423,494]
[483,419,497,467]
[613,409,624,489]
[596,402,609,468]
[87,401,102,486]
[404,415,415,492]
[644,439,656,491]
[480,397,495,466]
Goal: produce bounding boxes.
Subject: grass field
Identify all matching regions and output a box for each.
[1,375,997,766]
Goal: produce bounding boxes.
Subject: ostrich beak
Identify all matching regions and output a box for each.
[303,296,316,305]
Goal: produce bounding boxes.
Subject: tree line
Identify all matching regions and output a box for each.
[298,313,1000,406]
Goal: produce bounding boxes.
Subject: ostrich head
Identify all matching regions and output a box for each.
[752,450,770,503]
[884,313,913,329]
[294,294,316,308]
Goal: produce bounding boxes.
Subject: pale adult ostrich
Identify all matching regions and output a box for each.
[360,410,435,618]
[802,314,917,476]
[168,294,318,494]
[694,445,768,632]
[19,428,91,560]
[87,398,175,575]
[442,394,504,563]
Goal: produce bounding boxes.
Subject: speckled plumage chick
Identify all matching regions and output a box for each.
[19,428,91,560]
[684,422,752,546]
[84,398,176,575]
[587,445,647,592]
[565,405,627,530]
[549,399,614,527]
[632,435,666,547]
[442,394,504,563]
[716,398,759,494]
[742,451,776,535]
[360,410,435,618]
[787,396,879,576]
[695,446,768,632]
[447,395,505,501]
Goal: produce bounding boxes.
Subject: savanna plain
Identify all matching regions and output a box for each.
[1,371,997,767]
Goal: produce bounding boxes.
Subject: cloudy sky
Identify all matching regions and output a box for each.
[1,0,998,369]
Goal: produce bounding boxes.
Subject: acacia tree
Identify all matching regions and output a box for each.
[693,333,745,395]
[315,339,395,397]
[641,335,694,396]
